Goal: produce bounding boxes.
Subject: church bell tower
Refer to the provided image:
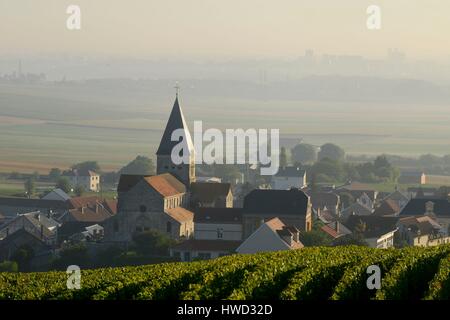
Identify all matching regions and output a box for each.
[156,91,195,187]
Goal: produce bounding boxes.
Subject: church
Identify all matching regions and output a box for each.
[104,94,231,243]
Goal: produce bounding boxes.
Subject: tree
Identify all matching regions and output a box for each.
[299,230,332,247]
[291,143,317,164]
[72,161,100,173]
[74,185,84,197]
[279,147,288,168]
[0,261,18,272]
[374,155,391,169]
[318,143,345,162]
[56,177,71,193]
[119,156,155,175]
[333,234,368,246]
[132,230,175,256]
[48,168,61,181]
[24,178,35,198]
[11,245,34,272]
[52,244,90,269]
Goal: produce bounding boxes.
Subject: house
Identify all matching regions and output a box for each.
[190,182,233,208]
[57,201,114,243]
[0,197,69,217]
[407,187,438,198]
[41,188,71,201]
[340,202,373,221]
[243,188,312,238]
[398,171,426,184]
[0,228,53,269]
[105,173,194,242]
[0,212,60,246]
[236,218,304,254]
[373,199,401,217]
[345,215,398,249]
[69,224,104,243]
[336,182,378,205]
[307,192,340,216]
[194,208,243,241]
[399,197,450,233]
[381,189,409,210]
[320,221,352,241]
[396,216,449,247]
[271,166,306,190]
[170,239,242,262]
[65,169,101,192]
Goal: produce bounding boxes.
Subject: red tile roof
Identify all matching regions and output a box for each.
[165,207,194,223]
[144,174,186,197]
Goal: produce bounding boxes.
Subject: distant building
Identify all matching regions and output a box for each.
[396,215,449,247]
[306,192,340,216]
[399,198,450,233]
[398,171,426,185]
[236,218,304,254]
[243,188,312,238]
[345,215,398,249]
[170,239,241,262]
[41,188,71,201]
[320,221,352,241]
[373,199,402,217]
[193,208,243,241]
[340,202,373,221]
[65,169,101,192]
[190,182,233,208]
[271,166,306,190]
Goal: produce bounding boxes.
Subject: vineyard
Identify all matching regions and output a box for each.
[0,245,449,300]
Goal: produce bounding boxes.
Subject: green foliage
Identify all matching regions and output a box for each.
[0,261,18,273]
[56,177,71,193]
[48,168,62,182]
[74,185,84,197]
[24,178,35,197]
[132,230,175,256]
[318,143,345,162]
[300,230,332,247]
[119,156,155,175]
[72,161,100,173]
[1,245,449,300]
[291,143,317,165]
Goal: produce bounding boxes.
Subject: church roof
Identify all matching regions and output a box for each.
[144,173,186,197]
[156,97,194,156]
[165,207,194,223]
[117,173,186,197]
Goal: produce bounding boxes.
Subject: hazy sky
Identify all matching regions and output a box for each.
[1,0,450,60]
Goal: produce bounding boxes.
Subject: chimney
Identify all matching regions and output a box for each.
[335,222,340,234]
[95,203,99,213]
[81,206,85,214]
[40,224,44,239]
[281,234,293,246]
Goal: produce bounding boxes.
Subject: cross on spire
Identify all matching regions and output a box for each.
[174,82,180,98]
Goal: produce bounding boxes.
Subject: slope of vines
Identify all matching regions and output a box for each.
[1,245,449,300]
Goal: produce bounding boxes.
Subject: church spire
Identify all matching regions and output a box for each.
[156,91,195,186]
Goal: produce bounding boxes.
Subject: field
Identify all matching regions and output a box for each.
[1,82,450,174]
[1,245,449,300]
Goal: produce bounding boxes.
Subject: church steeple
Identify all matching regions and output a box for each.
[156,93,195,186]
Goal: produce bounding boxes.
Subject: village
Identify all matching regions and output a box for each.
[0,95,450,272]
